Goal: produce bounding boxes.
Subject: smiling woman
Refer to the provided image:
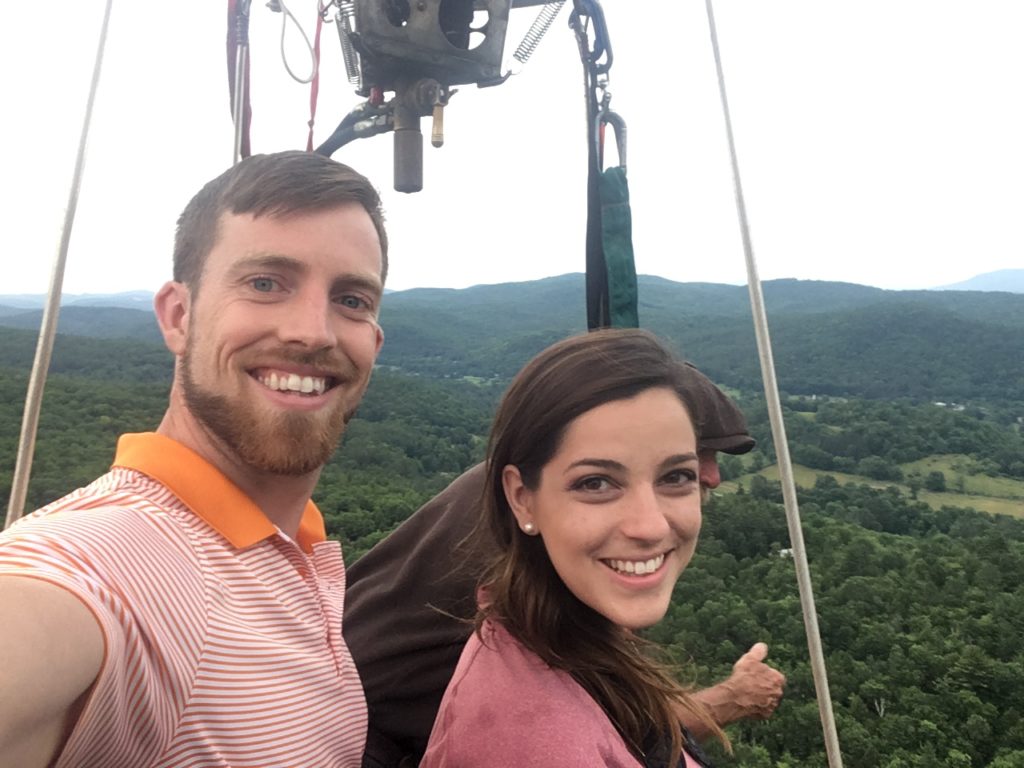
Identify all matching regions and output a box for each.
[421,328,729,768]
[502,387,701,633]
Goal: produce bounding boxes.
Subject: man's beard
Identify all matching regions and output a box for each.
[181,346,355,477]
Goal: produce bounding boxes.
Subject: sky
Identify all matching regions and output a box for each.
[3,1,1023,297]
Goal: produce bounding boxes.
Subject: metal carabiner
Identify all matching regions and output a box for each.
[570,0,613,75]
[597,109,627,172]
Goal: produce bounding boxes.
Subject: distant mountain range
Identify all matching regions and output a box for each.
[0,268,1020,313]
[936,269,1024,293]
[0,306,163,343]
[1,274,1022,406]
[0,290,155,311]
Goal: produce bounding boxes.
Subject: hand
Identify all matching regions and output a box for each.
[682,642,787,737]
[722,642,786,720]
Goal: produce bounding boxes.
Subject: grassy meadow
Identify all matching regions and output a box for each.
[722,454,1024,519]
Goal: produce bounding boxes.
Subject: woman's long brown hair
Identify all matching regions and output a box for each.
[473,329,729,762]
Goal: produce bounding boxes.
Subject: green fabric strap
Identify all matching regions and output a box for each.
[599,166,639,328]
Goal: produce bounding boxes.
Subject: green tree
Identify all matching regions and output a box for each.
[924,471,947,492]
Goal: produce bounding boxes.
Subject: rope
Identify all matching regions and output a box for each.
[5,0,116,529]
[703,2,844,765]
[275,0,319,84]
[306,4,326,151]
[229,0,253,163]
[570,0,611,330]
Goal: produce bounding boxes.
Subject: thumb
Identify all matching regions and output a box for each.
[744,642,769,662]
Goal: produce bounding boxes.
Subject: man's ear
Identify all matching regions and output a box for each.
[154,281,190,356]
[502,465,538,534]
[373,324,385,356]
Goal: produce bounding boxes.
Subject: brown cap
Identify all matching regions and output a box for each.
[684,363,756,455]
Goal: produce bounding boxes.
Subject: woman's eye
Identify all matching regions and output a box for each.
[661,469,696,486]
[574,476,612,492]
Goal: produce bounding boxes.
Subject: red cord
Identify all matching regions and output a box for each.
[306,7,325,152]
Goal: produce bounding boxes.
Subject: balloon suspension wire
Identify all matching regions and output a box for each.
[5,0,116,529]
[704,1,844,765]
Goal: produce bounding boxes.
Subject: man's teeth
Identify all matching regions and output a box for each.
[606,554,666,576]
[259,371,327,395]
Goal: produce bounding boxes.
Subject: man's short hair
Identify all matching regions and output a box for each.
[173,151,388,290]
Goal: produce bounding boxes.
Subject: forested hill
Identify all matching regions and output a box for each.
[3,279,1024,766]
[3,276,1021,405]
[378,276,1024,405]
[0,306,163,344]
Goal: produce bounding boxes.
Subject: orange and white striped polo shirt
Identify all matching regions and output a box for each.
[0,432,367,767]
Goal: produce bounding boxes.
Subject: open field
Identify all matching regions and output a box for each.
[901,454,1024,498]
[916,491,1023,518]
[720,460,1024,519]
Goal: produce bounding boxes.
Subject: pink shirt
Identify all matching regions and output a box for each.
[422,619,701,768]
[0,432,366,767]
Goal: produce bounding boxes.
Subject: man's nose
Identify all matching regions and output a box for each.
[277,293,337,349]
[699,454,722,490]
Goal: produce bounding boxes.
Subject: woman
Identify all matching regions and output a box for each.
[421,329,729,768]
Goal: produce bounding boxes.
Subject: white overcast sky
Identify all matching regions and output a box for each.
[3,1,1022,296]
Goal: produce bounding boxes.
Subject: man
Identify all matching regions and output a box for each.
[346,362,787,767]
[0,151,386,767]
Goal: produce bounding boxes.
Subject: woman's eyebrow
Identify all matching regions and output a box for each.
[660,453,699,469]
[565,458,626,473]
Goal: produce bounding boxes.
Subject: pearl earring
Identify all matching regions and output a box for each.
[522,522,536,534]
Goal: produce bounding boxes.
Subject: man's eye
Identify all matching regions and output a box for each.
[251,277,277,292]
[338,295,369,310]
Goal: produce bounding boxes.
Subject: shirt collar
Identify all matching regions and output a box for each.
[112,432,326,553]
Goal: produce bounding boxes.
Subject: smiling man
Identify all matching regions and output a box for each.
[0,151,386,768]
